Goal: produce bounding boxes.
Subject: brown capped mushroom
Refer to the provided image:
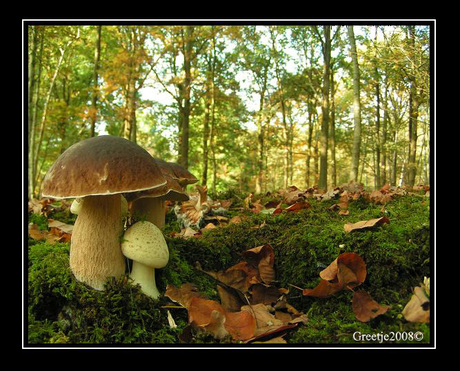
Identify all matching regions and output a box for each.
[42,135,167,290]
[165,161,199,190]
[126,159,191,228]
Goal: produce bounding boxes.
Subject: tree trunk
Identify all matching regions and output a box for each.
[90,25,102,137]
[380,72,389,186]
[318,26,331,191]
[202,98,210,186]
[374,74,381,189]
[348,26,362,183]
[329,65,337,188]
[256,95,265,194]
[178,26,193,169]
[28,25,42,199]
[34,40,69,196]
[391,128,398,186]
[407,25,419,187]
[202,28,217,186]
[305,106,313,187]
[123,84,137,143]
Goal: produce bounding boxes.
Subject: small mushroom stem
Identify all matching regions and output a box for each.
[70,194,126,290]
[131,197,165,228]
[130,261,160,299]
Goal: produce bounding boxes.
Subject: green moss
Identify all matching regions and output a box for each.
[27,193,431,345]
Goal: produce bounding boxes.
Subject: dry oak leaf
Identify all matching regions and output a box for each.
[229,215,243,224]
[188,297,256,341]
[188,298,229,340]
[165,283,207,309]
[207,262,258,293]
[48,219,73,242]
[302,279,344,298]
[224,310,257,341]
[402,286,430,323]
[241,303,307,343]
[241,244,276,285]
[282,186,306,205]
[344,216,390,233]
[320,252,367,288]
[28,223,47,241]
[250,284,283,306]
[352,290,390,322]
[217,285,245,312]
[285,200,311,213]
[303,252,366,298]
[172,227,202,239]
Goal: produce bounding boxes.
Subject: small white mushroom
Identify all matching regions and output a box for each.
[121,221,169,299]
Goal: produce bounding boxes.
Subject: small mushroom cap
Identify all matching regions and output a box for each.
[124,173,189,203]
[166,162,198,187]
[121,221,169,268]
[42,135,167,199]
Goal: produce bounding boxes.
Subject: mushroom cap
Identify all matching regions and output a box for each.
[153,158,178,179]
[124,158,190,203]
[42,135,167,199]
[124,173,190,203]
[166,162,198,187]
[121,221,169,268]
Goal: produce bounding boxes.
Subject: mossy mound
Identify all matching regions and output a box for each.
[27,192,431,345]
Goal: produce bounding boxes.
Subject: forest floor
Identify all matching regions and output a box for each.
[26,183,432,347]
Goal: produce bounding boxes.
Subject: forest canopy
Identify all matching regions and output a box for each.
[26,23,431,199]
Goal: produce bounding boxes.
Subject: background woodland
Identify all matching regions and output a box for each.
[27,24,431,198]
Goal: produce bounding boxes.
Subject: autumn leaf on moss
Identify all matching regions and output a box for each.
[250,284,283,306]
[285,200,311,213]
[352,290,390,322]
[188,298,229,340]
[217,285,245,312]
[402,284,430,323]
[48,219,73,242]
[188,297,256,341]
[282,186,307,204]
[241,303,308,343]
[224,310,257,341]
[28,223,47,241]
[206,244,276,292]
[241,244,275,285]
[344,216,390,233]
[303,252,366,297]
[165,283,207,308]
[28,219,73,243]
[207,261,258,292]
[302,279,344,298]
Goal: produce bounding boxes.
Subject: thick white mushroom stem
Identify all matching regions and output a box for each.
[132,197,165,228]
[129,262,160,299]
[70,194,126,290]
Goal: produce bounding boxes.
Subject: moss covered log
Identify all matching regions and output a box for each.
[27,192,431,345]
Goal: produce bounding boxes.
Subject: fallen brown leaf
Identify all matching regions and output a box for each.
[28,224,46,241]
[303,252,366,297]
[352,290,390,322]
[165,283,207,308]
[224,310,257,341]
[285,200,311,213]
[188,297,256,341]
[402,286,430,323]
[344,216,390,233]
